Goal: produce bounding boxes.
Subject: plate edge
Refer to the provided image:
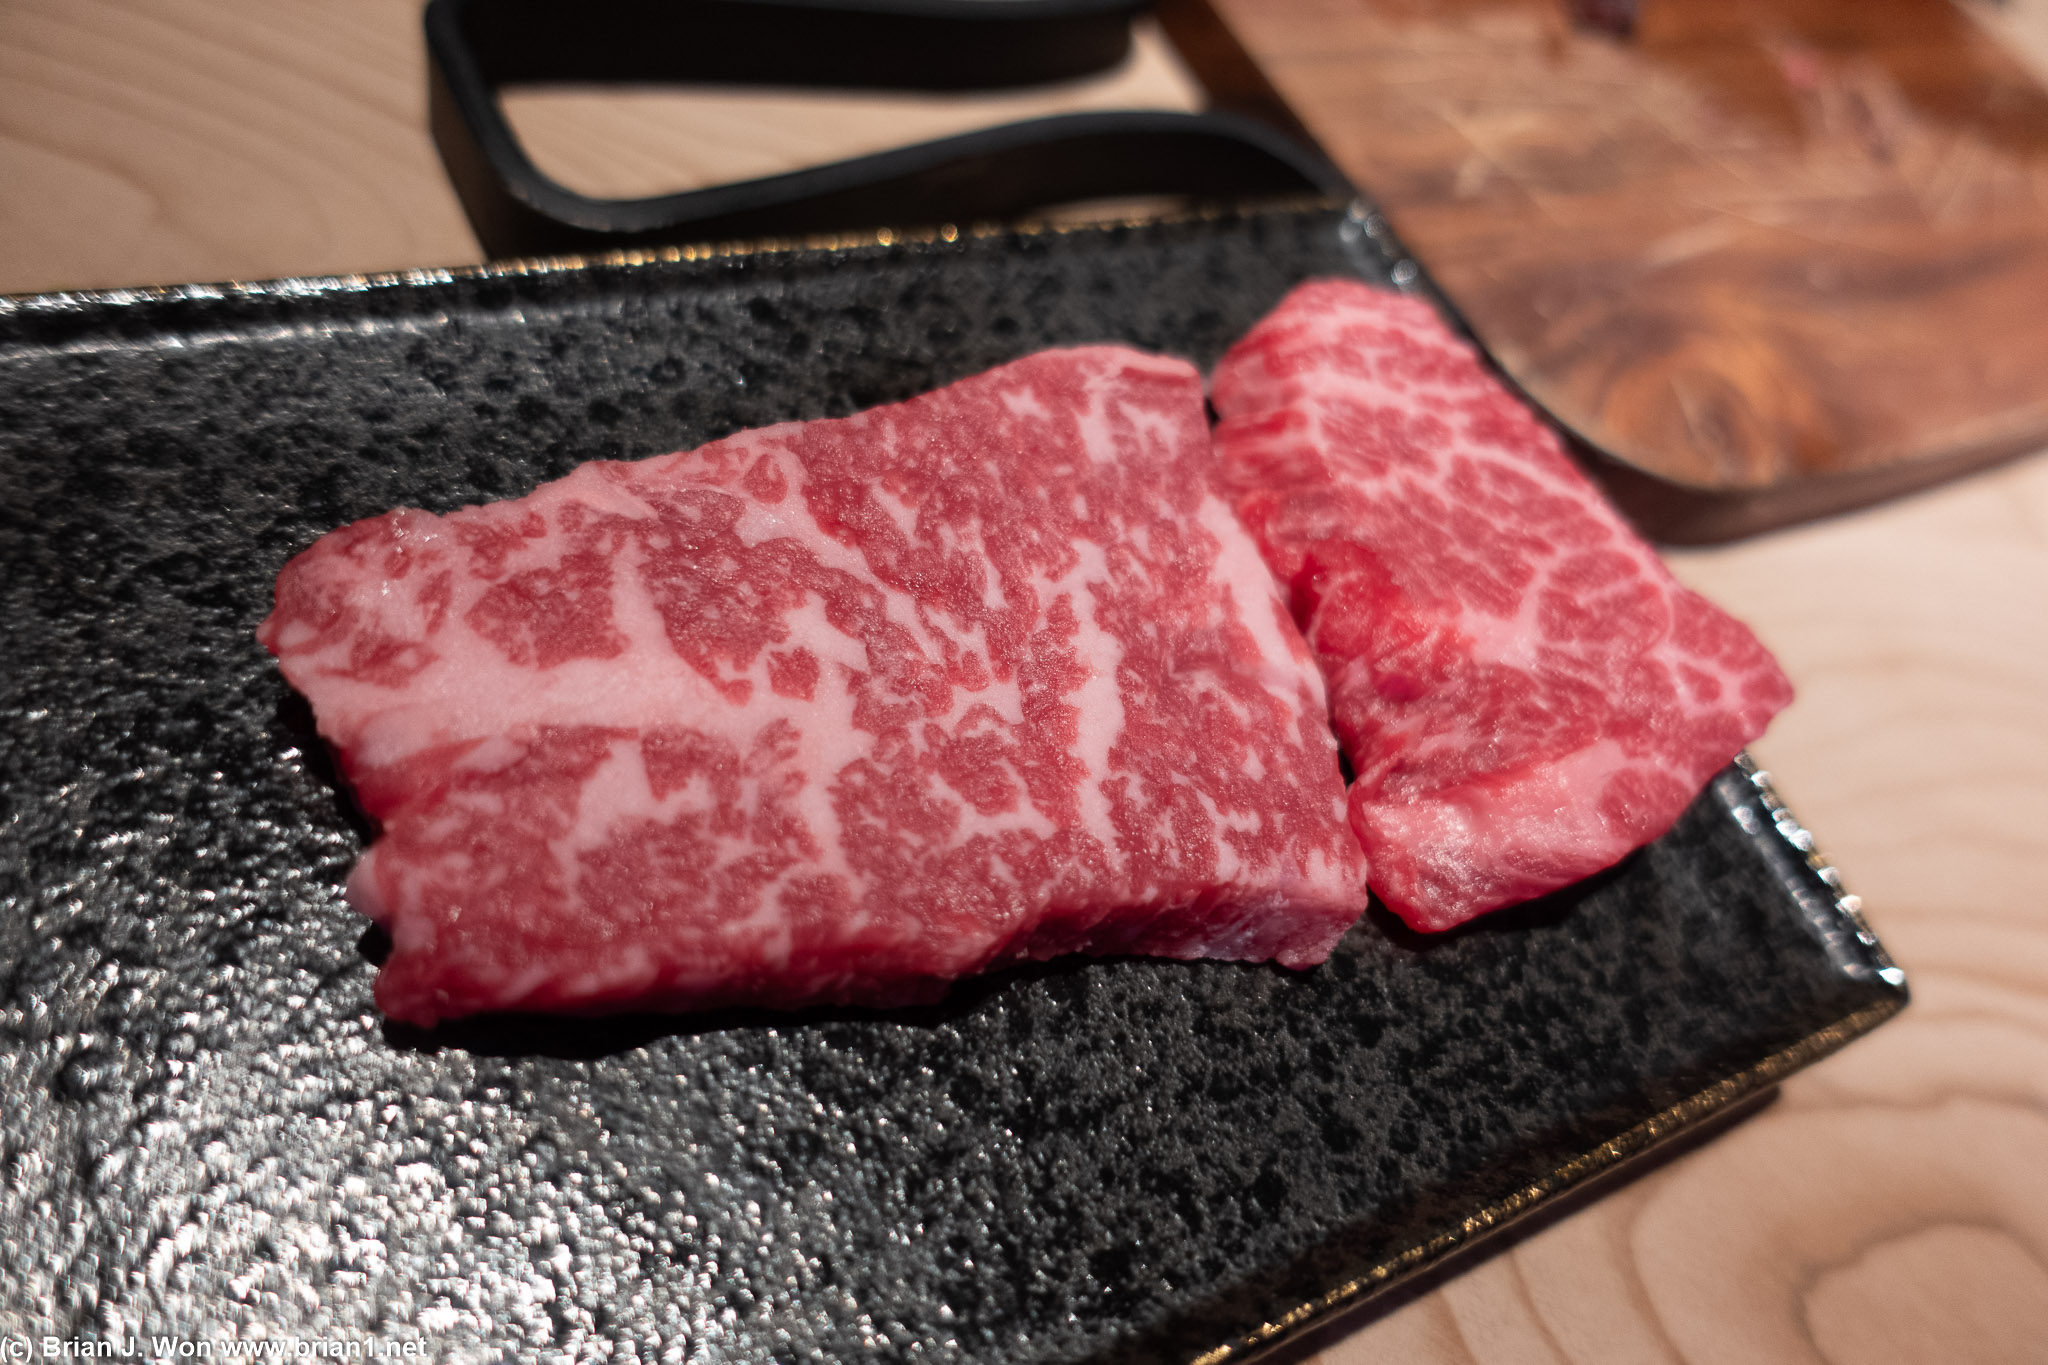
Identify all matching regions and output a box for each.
[1192,753,1908,1365]
[1191,989,1905,1365]
[0,196,1341,317]
[1732,752,1905,989]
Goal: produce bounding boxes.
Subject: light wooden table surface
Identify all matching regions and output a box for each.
[4,2,2044,1361]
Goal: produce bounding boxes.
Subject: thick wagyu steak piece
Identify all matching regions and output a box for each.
[1212,281,1793,932]
[262,347,1367,1025]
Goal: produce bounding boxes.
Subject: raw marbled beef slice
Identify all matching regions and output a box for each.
[1211,280,1792,931]
[262,346,1367,1024]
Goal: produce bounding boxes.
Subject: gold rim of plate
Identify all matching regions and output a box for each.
[0,195,1340,316]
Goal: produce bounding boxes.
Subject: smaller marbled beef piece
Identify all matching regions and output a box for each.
[261,347,1367,1025]
[1212,280,1793,931]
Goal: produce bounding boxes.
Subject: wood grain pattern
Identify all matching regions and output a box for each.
[1204,0,2048,505]
[0,0,479,293]
[1960,0,2048,88]
[4,2,2046,1360]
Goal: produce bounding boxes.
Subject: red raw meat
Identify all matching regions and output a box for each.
[262,347,1367,1025]
[1212,280,1793,931]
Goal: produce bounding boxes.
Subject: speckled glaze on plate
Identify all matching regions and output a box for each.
[0,204,1903,1364]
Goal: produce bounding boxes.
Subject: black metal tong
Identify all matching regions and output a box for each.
[425,0,1348,257]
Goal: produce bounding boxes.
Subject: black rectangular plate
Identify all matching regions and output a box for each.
[0,205,1904,1364]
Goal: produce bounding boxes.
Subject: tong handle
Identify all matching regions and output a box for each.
[425,0,1348,258]
[444,0,1149,91]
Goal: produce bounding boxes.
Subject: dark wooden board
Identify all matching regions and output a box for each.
[1190,0,2048,538]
